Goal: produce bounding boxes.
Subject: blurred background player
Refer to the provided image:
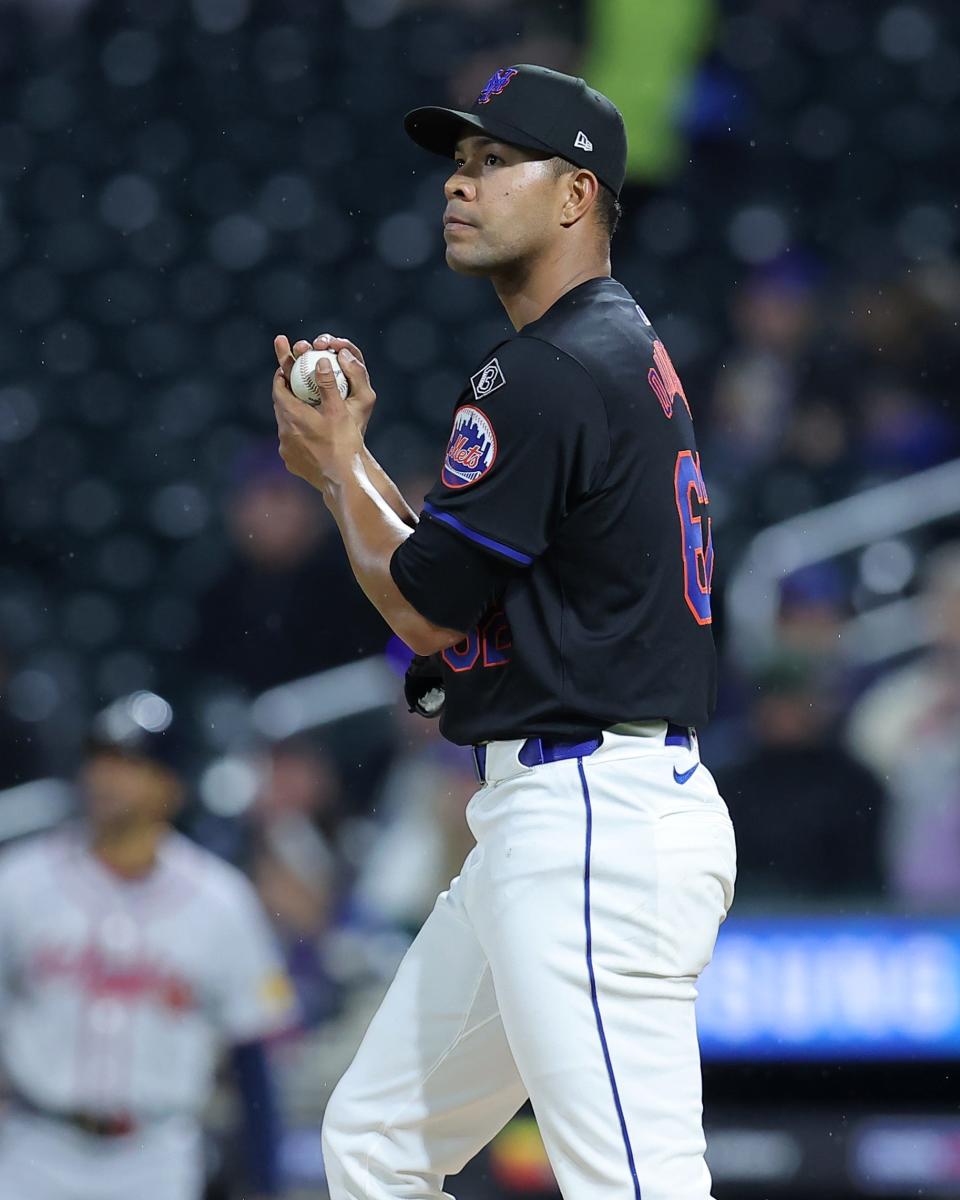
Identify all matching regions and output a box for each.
[0,693,296,1200]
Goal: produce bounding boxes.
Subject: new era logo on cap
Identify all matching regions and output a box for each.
[574,130,593,152]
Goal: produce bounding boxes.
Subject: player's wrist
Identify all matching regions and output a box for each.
[348,395,375,436]
[319,450,365,500]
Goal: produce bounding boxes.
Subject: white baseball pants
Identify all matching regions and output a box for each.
[0,1110,202,1200]
[322,727,737,1199]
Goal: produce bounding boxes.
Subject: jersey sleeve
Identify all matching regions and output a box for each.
[390,514,516,632]
[420,336,609,566]
[209,874,298,1042]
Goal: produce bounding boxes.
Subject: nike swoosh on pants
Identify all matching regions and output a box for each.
[673,763,700,785]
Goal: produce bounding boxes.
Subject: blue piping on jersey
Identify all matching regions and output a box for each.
[421,502,534,565]
[578,757,643,1200]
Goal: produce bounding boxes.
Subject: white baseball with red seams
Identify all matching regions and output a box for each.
[290,349,349,404]
[0,828,295,1200]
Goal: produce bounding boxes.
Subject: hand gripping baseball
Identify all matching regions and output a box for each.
[272,336,365,488]
[276,333,377,436]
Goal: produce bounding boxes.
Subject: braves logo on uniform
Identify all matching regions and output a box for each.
[442,404,497,489]
[477,67,518,105]
[31,944,196,1012]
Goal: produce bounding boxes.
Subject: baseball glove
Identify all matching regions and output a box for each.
[404,653,445,718]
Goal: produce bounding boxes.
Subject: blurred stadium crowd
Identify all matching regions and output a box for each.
[0,0,958,1196]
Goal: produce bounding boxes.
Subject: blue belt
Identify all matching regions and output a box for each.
[472,723,691,784]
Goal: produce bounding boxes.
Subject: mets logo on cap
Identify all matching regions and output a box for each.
[477,67,517,105]
[442,404,498,489]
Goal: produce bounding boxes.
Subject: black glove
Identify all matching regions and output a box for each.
[404,653,446,719]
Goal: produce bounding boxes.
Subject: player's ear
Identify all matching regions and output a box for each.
[559,169,599,229]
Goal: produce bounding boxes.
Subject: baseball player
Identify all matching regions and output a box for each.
[0,692,296,1200]
[272,64,736,1200]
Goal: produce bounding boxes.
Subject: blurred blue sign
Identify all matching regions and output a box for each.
[697,917,960,1059]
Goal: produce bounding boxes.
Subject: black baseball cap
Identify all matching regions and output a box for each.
[404,64,627,198]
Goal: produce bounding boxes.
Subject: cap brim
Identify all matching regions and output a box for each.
[403,106,558,161]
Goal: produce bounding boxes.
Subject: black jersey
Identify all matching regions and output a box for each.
[390,276,716,746]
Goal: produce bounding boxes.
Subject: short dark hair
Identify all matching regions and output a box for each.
[549,156,622,240]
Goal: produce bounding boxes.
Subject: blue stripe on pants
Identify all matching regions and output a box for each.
[578,756,643,1200]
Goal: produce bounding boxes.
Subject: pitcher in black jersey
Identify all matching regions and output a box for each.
[272,64,736,1200]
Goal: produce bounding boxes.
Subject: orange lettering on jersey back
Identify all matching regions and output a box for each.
[647,340,692,421]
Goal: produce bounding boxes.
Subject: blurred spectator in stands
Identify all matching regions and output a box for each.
[250,735,346,1025]
[0,648,42,791]
[855,377,959,477]
[716,653,886,903]
[847,543,960,907]
[707,264,820,481]
[189,446,387,696]
[844,269,956,388]
[354,642,476,935]
[776,563,850,667]
[707,562,852,763]
[726,398,856,560]
[754,562,861,723]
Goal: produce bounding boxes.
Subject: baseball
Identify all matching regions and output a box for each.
[289,349,349,405]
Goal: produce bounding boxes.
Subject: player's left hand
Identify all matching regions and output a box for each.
[310,332,377,434]
[275,333,377,436]
[272,345,363,490]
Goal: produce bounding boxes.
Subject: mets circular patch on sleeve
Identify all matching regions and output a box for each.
[441,404,498,489]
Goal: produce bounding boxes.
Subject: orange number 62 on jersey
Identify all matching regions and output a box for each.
[673,450,714,625]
